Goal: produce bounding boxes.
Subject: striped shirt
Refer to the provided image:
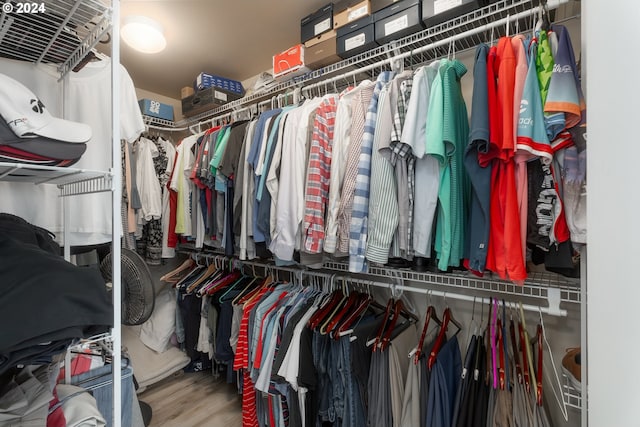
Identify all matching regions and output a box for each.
[303,95,338,253]
[349,71,395,272]
[336,83,375,254]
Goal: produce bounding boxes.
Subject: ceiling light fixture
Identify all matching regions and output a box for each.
[121,16,167,54]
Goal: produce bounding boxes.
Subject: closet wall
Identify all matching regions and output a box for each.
[585,0,639,426]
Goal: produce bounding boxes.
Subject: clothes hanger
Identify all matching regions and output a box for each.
[534,323,544,406]
[509,302,523,385]
[336,281,386,338]
[308,276,344,330]
[367,297,396,350]
[427,294,462,369]
[496,303,507,390]
[427,307,460,369]
[160,258,195,283]
[518,305,532,393]
[318,279,351,334]
[412,291,442,364]
[537,307,570,421]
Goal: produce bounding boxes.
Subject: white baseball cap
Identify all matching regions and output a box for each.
[0,73,91,143]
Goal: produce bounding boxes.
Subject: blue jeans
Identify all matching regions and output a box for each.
[336,336,366,427]
[70,362,135,427]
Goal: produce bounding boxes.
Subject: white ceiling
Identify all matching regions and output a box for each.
[115,0,330,99]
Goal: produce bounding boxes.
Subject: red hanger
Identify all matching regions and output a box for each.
[428,307,462,370]
[323,291,361,336]
[518,320,531,393]
[497,318,506,390]
[335,293,389,339]
[371,298,396,351]
[414,305,441,365]
[509,315,523,384]
[308,289,344,330]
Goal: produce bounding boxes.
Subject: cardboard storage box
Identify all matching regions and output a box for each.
[337,15,378,59]
[333,0,371,29]
[139,99,174,121]
[374,0,424,45]
[273,44,309,78]
[301,3,334,43]
[194,72,244,95]
[422,0,485,27]
[306,35,341,68]
[304,29,337,48]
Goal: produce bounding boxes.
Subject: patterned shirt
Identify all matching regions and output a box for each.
[303,95,339,253]
[390,77,415,258]
[349,71,395,272]
[337,83,375,254]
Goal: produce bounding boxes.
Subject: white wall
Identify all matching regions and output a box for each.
[585,0,640,426]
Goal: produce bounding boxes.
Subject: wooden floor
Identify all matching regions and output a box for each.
[138,370,242,427]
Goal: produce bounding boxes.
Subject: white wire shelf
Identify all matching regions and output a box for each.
[562,373,582,410]
[321,260,581,307]
[145,0,573,129]
[0,0,112,79]
[0,162,113,195]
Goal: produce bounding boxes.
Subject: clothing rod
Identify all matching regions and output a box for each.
[146,123,190,132]
[188,252,566,317]
[366,281,567,317]
[301,0,566,94]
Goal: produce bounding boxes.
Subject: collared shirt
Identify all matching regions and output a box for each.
[239,120,257,260]
[336,83,375,254]
[270,97,324,261]
[324,82,371,254]
[349,71,395,272]
[303,94,338,254]
[390,75,415,258]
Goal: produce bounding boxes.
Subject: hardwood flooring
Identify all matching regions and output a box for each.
[138,370,242,427]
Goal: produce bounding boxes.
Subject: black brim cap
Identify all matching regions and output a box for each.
[0,116,86,160]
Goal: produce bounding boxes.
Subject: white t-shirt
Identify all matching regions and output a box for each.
[63,58,145,246]
[170,134,199,237]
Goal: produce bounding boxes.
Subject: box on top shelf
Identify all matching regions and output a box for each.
[194,72,245,95]
[181,86,195,99]
[301,3,334,44]
[370,0,403,13]
[182,86,235,118]
[273,44,310,79]
[304,29,338,48]
[333,0,372,29]
[374,0,424,45]
[336,15,379,59]
[305,33,341,69]
[422,0,486,28]
[139,98,174,121]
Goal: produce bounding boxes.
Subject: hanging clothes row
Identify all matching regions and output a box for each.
[150,21,585,284]
[159,255,565,427]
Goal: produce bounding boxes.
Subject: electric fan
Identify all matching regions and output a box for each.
[99,248,156,326]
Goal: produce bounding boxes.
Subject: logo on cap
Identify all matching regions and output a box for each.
[30,99,45,114]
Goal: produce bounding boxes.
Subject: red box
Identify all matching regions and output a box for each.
[273,44,306,78]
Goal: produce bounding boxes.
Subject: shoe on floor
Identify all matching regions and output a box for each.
[562,347,581,390]
[183,360,211,373]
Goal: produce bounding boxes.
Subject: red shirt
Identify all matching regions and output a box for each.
[485,38,527,283]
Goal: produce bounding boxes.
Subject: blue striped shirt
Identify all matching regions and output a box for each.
[349,71,395,272]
